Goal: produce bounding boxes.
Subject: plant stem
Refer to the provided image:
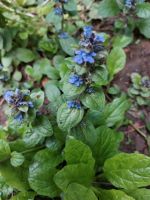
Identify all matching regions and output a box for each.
[130,123,147,139]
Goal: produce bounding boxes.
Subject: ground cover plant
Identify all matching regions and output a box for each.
[0,0,150,199]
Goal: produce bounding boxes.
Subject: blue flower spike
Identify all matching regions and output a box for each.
[83,26,93,38]
[67,100,81,109]
[54,7,63,15]
[59,32,69,39]
[68,74,84,87]
[74,50,96,64]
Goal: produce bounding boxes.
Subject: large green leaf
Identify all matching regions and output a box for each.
[104,153,150,190]
[10,151,25,167]
[129,189,150,200]
[63,80,86,99]
[93,126,123,166]
[98,189,135,200]
[0,140,11,161]
[0,162,29,191]
[64,183,98,200]
[64,138,95,167]
[54,163,94,191]
[136,19,150,38]
[15,48,36,63]
[28,149,62,198]
[107,47,126,79]
[136,3,150,18]
[57,103,84,131]
[89,0,120,19]
[81,91,105,110]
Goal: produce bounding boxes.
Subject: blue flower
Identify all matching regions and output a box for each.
[68,74,84,87]
[67,101,81,109]
[54,7,63,15]
[124,0,133,8]
[74,50,96,64]
[94,35,105,43]
[83,26,93,38]
[14,112,23,123]
[59,32,69,39]
[4,91,15,104]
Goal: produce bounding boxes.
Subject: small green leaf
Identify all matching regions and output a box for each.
[15,48,36,63]
[0,139,11,161]
[64,183,98,200]
[57,103,84,131]
[10,151,25,167]
[107,47,126,79]
[137,19,150,38]
[30,90,44,108]
[11,192,35,200]
[113,34,133,48]
[104,153,150,189]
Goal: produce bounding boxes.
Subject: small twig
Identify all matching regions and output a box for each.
[125,125,145,134]
[130,123,147,139]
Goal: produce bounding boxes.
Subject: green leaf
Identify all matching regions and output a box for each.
[64,0,77,11]
[59,36,77,56]
[0,139,11,161]
[54,163,94,191]
[93,126,123,166]
[63,80,86,99]
[112,34,133,48]
[89,0,120,19]
[65,138,95,167]
[98,189,135,200]
[57,103,84,131]
[136,3,150,18]
[64,183,98,200]
[137,19,150,38]
[15,48,36,63]
[104,153,150,190]
[0,35,3,50]
[30,90,44,108]
[107,47,126,79]
[28,149,62,198]
[0,162,29,191]
[92,68,109,86]
[81,91,105,110]
[46,11,62,31]
[10,151,25,167]
[11,192,35,200]
[129,188,150,200]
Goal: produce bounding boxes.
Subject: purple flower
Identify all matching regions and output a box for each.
[124,0,133,8]
[68,74,84,87]
[83,26,93,38]
[74,50,96,64]
[67,101,81,109]
[54,7,63,15]
[59,32,69,39]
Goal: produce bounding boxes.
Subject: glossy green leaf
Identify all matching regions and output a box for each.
[28,149,62,197]
[98,189,135,200]
[136,3,150,18]
[64,183,98,200]
[11,192,35,200]
[81,91,105,110]
[104,153,150,189]
[93,126,123,166]
[10,151,25,167]
[64,0,77,11]
[129,188,150,200]
[137,19,150,38]
[107,47,126,79]
[57,103,84,131]
[59,36,77,56]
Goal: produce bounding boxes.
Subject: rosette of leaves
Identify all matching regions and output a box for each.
[89,0,150,42]
[128,73,150,106]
